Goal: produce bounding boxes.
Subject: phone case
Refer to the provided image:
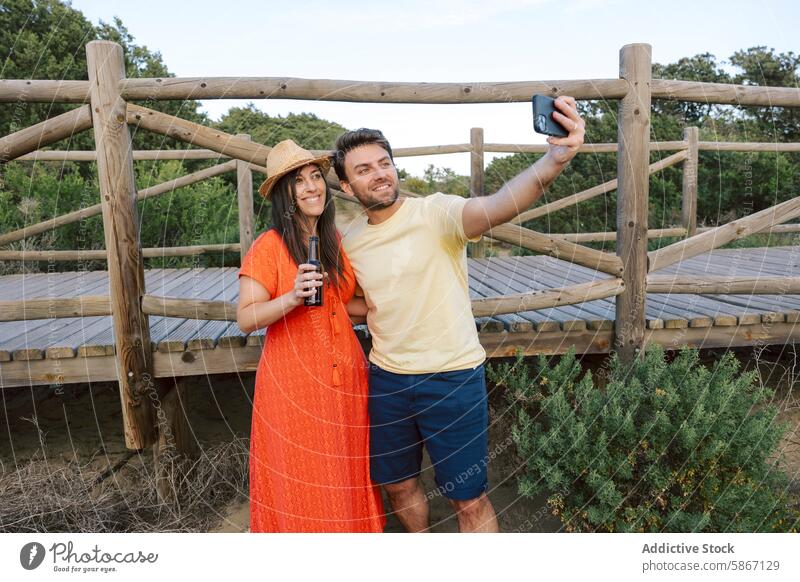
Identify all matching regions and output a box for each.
[532,95,569,138]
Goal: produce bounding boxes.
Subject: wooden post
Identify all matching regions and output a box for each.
[470,127,486,258]
[615,43,652,362]
[154,377,198,502]
[236,134,255,259]
[681,126,699,237]
[86,40,156,449]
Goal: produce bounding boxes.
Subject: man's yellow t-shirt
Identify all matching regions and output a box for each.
[341,193,486,374]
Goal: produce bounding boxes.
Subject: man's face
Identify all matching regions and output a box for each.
[340,143,399,210]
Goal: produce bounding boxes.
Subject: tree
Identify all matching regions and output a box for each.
[96,17,208,151]
[652,53,732,124]
[730,47,800,141]
[214,105,347,150]
[0,0,97,147]
[483,48,800,248]
[0,1,221,272]
[0,1,206,152]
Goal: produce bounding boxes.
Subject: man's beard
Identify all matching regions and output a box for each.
[355,185,400,211]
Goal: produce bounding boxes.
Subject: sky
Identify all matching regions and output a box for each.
[69,0,799,176]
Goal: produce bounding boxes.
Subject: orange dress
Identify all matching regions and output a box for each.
[239,229,385,533]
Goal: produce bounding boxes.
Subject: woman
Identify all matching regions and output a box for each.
[237,139,384,533]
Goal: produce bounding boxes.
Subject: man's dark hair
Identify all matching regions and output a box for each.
[333,128,394,181]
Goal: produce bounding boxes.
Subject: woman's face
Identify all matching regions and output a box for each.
[293,164,327,218]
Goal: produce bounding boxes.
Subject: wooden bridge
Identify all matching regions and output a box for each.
[3,246,800,394]
[2,41,800,469]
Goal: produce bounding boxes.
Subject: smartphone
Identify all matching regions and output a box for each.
[532,94,569,138]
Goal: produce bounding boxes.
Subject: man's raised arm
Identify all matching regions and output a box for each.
[462,96,586,240]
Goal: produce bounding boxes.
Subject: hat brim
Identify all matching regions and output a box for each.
[257,155,333,198]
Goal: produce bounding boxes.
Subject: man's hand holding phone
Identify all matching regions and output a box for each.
[532,94,585,167]
[460,94,587,238]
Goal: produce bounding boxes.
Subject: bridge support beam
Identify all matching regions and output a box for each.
[615,43,652,362]
[154,377,199,502]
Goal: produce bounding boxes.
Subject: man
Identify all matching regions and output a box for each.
[333,97,585,532]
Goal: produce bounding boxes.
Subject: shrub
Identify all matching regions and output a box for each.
[488,346,799,532]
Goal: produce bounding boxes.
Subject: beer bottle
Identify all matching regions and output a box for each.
[304,235,323,307]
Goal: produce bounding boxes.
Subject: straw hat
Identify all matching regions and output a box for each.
[257,139,332,198]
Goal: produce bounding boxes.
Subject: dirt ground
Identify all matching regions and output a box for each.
[2,346,799,533]
[0,370,555,533]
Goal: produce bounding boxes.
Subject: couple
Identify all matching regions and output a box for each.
[236,97,585,533]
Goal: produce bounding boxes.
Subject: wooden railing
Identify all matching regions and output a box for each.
[9,132,799,257]
[5,125,797,302]
[2,41,800,450]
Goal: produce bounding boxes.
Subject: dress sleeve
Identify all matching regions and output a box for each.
[239,231,279,297]
[424,192,482,245]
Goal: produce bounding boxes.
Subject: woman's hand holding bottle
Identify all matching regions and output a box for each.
[289,264,324,307]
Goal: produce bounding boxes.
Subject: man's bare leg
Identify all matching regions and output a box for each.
[383,477,429,532]
[451,493,499,532]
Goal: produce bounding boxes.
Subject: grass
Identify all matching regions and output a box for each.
[0,436,249,533]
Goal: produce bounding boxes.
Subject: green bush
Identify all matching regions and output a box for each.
[488,346,799,532]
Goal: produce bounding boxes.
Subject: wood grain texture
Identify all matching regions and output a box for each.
[615,43,652,361]
[4,249,800,386]
[551,227,685,243]
[87,40,155,450]
[127,103,271,164]
[5,76,798,107]
[235,134,255,259]
[485,141,686,154]
[142,295,237,321]
[154,377,198,502]
[7,316,800,389]
[393,144,471,156]
[651,79,800,107]
[697,141,800,152]
[470,127,486,259]
[682,127,699,236]
[649,195,800,272]
[0,79,90,103]
[16,139,796,164]
[118,77,629,103]
[0,296,111,321]
[0,105,92,163]
[19,148,232,161]
[646,275,800,295]
[488,223,624,276]
[0,244,240,262]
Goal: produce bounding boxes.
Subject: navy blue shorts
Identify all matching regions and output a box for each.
[368,363,489,501]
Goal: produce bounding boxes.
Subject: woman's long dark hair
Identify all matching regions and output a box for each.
[269,165,344,289]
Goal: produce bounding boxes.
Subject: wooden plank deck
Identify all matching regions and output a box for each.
[2,246,800,388]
